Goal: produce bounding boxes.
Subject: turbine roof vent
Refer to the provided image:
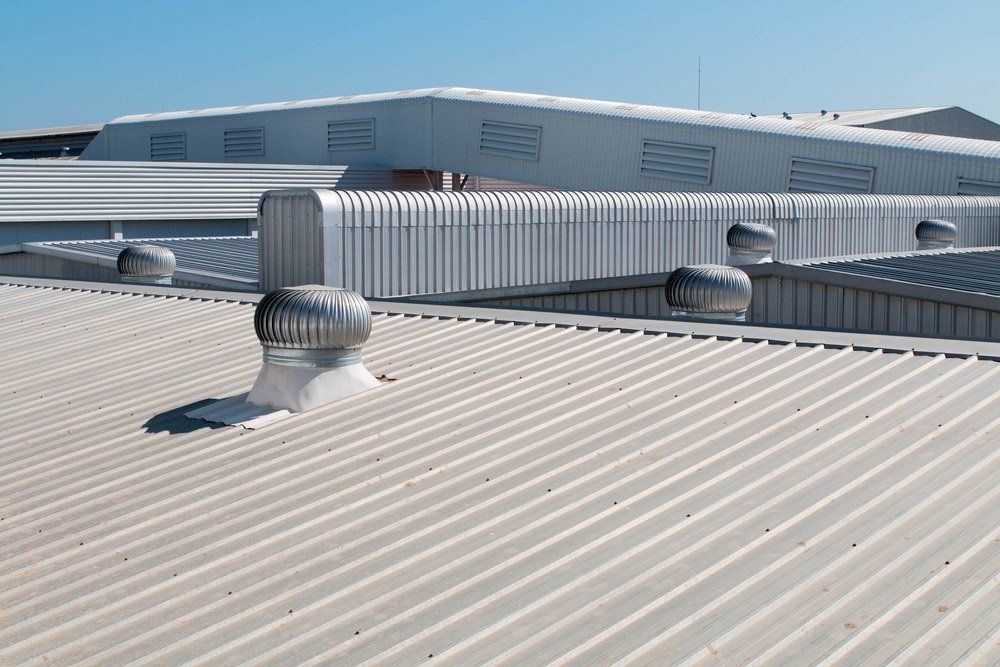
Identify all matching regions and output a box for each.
[726,222,777,253]
[665,264,752,318]
[915,218,957,244]
[254,285,372,365]
[116,245,176,284]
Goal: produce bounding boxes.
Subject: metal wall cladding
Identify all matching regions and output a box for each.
[0,160,431,244]
[257,189,1000,298]
[90,87,1000,194]
[749,275,1000,339]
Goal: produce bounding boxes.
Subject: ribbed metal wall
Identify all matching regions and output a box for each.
[88,87,1000,195]
[257,190,1000,296]
[467,278,1000,340]
[748,275,999,339]
[0,160,430,244]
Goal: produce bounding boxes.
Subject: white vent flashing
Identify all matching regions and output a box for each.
[187,285,381,428]
[247,361,380,413]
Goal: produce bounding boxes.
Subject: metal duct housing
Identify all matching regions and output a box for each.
[116,245,176,283]
[915,219,957,244]
[726,222,776,253]
[664,264,752,317]
[254,285,372,367]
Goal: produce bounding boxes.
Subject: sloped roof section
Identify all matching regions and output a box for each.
[794,246,1000,297]
[762,107,950,125]
[24,236,259,287]
[0,278,997,663]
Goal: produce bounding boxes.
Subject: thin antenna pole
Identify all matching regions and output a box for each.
[697,56,702,110]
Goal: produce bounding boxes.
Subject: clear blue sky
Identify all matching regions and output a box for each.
[2,0,998,131]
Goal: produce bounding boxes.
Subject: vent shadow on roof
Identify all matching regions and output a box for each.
[224,127,265,158]
[788,157,875,194]
[327,119,375,151]
[480,120,541,160]
[639,140,715,185]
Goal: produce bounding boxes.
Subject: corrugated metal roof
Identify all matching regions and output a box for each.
[106,87,1000,161]
[1,277,998,663]
[28,236,259,283]
[0,124,104,140]
[796,247,1000,297]
[761,108,950,126]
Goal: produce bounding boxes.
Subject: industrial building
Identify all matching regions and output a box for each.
[0,124,102,159]
[81,87,1000,195]
[761,106,1000,142]
[1,82,999,664]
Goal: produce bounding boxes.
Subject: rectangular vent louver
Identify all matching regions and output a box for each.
[788,157,875,194]
[224,127,264,157]
[956,177,1000,196]
[149,133,185,161]
[480,120,541,160]
[327,118,375,151]
[639,140,714,185]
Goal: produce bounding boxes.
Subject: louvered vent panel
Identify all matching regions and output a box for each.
[149,133,185,161]
[480,121,541,160]
[327,119,375,151]
[956,177,1000,196]
[639,140,714,184]
[788,158,874,193]
[224,127,264,157]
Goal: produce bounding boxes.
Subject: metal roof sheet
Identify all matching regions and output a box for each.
[0,124,104,140]
[761,108,951,126]
[795,247,1000,297]
[105,87,1000,161]
[0,278,998,663]
[28,236,259,284]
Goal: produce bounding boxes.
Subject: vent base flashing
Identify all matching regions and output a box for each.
[247,361,380,413]
[725,249,773,266]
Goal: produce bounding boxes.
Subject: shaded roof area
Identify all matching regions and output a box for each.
[25,236,259,287]
[0,277,997,663]
[794,247,1000,297]
[761,107,950,125]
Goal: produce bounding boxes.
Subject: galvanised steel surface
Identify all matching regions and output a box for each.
[727,222,777,252]
[0,278,997,663]
[116,244,176,279]
[87,87,1000,194]
[257,189,1000,296]
[664,264,752,314]
[915,218,958,244]
[254,285,372,350]
[0,160,430,243]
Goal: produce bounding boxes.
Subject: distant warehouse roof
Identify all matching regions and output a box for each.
[0,236,259,290]
[762,106,1000,142]
[81,87,1000,194]
[0,276,997,662]
[0,124,103,159]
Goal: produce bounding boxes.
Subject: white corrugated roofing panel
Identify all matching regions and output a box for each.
[0,279,997,664]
